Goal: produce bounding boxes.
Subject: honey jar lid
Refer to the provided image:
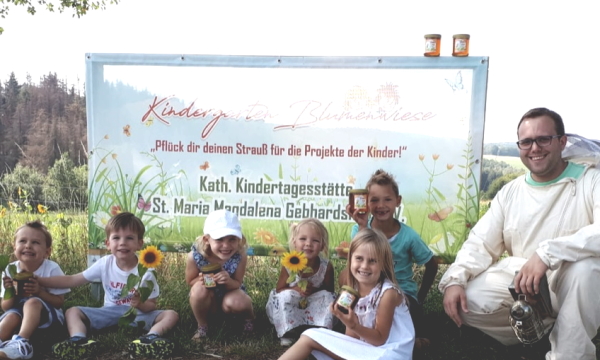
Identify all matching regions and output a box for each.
[13,271,33,280]
[349,188,368,194]
[201,263,221,272]
[424,34,441,39]
[340,285,360,297]
[453,34,470,39]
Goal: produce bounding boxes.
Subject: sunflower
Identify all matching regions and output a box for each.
[139,245,164,268]
[254,228,278,245]
[37,204,47,214]
[281,250,308,273]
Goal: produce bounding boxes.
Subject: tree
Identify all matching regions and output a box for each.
[0,0,119,34]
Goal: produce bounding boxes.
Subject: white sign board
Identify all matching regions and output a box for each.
[86,54,488,260]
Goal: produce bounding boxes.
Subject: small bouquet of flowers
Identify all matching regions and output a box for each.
[119,246,164,328]
[281,250,313,309]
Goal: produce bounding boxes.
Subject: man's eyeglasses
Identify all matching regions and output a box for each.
[516,135,563,150]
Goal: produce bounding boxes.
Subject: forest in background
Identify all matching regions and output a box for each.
[0,72,524,212]
[0,72,87,172]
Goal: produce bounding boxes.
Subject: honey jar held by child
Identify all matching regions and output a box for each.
[335,285,360,314]
[349,189,369,215]
[201,263,221,288]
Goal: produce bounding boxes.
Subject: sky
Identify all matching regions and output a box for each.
[0,0,597,143]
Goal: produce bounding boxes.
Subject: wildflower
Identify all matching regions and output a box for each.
[447,164,454,170]
[432,154,440,160]
[281,250,308,273]
[347,175,356,185]
[428,206,453,222]
[119,247,164,327]
[104,134,109,139]
[93,211,111,229]
[110,205,122,216]
[138,246,164,268]
[0,207,5,218]
[112,153,118,160]
[37,204,47,214]
[419,154,425,161]
[254,229,278,245]
[281,250,313,309]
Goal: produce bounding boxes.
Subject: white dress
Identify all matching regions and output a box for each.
[265,256,336,337]
[303,279,415,360]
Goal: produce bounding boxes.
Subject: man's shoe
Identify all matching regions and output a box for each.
[52,336,97,360]
[128,334,174,359]
[0,335,33,359]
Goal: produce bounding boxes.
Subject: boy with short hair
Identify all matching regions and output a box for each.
[38,212,179,360]
[0,220,69,360]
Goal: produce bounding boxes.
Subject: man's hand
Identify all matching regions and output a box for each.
[443,285,469,327]
[514,253,548,298]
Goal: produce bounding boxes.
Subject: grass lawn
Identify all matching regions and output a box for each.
[1,213,599,359]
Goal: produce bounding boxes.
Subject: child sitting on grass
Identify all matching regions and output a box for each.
[279,229,415,360]
[266,218,336,346]
[0,221,70,360]
[37,212,179,359]
[185,209,255,340]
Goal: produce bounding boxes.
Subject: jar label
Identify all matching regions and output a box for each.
[454,39,467,52]
[204,274,216,287]
[425,39,438,52]
[354,194,367,212]
[337,291,355,308]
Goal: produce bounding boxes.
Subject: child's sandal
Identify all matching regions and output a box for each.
[243,319,254,333]
[191,325,208,341]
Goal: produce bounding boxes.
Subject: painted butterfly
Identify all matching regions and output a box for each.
[230,164,241,175]
[137,193,151,211]
[445,71,464,92]
[199,161,210,171]
[428,206,454,222]
[123,125,131,137]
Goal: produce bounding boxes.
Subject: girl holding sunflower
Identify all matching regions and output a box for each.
[185,210,255,341]
[266,218,336,347]
[279,229,415,360]
[37,212,179,360]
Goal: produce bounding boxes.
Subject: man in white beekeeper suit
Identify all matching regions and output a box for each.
[439,107,600,360]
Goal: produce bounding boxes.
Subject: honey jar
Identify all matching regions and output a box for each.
[452,34,470,57]
[200,263,221,288]
[349,189,369,215]
[424,34,441,57]
[336,285,360,314]
[13,271,33,296]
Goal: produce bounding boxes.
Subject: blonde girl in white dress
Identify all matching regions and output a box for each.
[266,218,336,346]
[278,228,415,360]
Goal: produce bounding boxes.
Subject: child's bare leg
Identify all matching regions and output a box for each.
[189,283,215,327]
[278,335,344,360]
[0,313,20,341]
[222,290,254,320]
[64,307,88,337]
[148,310,179,336]
[18,298,43,339]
